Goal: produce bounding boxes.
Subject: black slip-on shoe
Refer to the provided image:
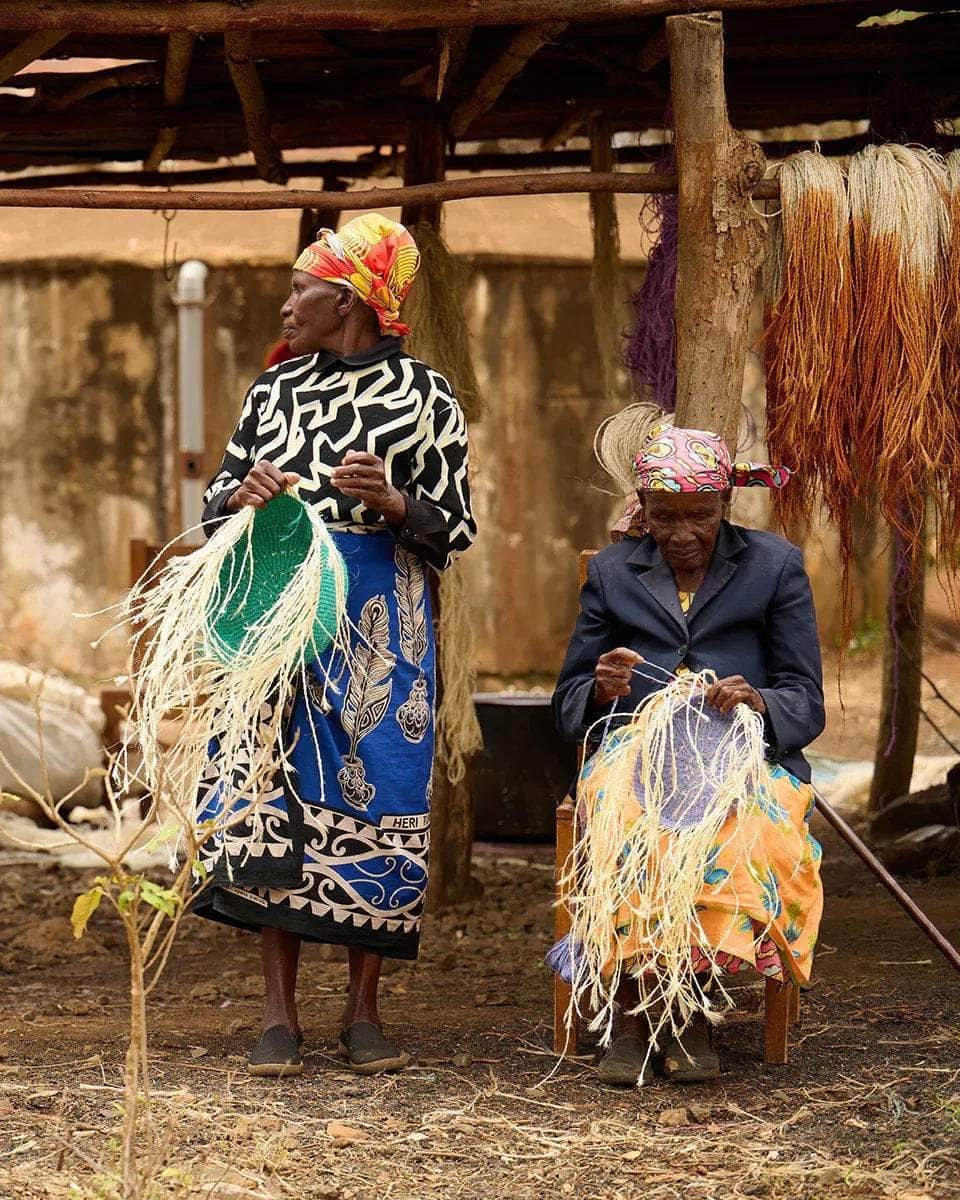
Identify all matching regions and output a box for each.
[663,1014,720,1082]
[337,1021,410,1074]
[597,1033,654,1087]
[248,1024,304,1078]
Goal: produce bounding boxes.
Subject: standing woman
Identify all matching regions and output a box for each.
[196,214,475,1077]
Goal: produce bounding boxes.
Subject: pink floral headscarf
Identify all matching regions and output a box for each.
[633,424,791,492]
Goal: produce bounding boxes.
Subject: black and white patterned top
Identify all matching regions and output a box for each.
[202,337,475,571]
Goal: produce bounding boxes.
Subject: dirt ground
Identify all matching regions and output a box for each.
[1,816,959,1200]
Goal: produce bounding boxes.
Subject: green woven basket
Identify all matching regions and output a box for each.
[205,491,347,666]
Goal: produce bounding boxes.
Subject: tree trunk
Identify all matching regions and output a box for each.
[667,11,766,447]
[868,513,927,814]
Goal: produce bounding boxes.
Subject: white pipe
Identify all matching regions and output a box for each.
[174,260,208,544]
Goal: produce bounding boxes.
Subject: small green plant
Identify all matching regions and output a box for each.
[0,687,274,1200]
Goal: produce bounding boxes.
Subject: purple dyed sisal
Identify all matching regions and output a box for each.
[624,146,678,411]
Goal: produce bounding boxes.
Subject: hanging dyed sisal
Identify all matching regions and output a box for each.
[762,152,853,543]
[763,144,959,646]
[624,146,678,411]
[943,150,960,556]
[557,670,781,1054]
[401,221,483,782]
[114,490,350,832]
[848,145,952,541]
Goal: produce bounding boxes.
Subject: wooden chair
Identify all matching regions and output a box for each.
[553,549,801,1065]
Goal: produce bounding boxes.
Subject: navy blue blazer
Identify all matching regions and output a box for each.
[552,521,825,783]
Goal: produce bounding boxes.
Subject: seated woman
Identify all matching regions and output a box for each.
[551,424,824,1087]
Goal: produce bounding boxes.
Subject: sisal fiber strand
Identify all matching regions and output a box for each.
[762,152,853,544]
[560,671,773,1057]
[115,491,350,842]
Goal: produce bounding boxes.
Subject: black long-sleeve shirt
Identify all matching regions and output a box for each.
[202,338,475,571]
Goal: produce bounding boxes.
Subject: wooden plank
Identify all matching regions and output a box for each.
[0,171,783,210]
[0,1,907,35]
[224,30,286,185]
[0,29,69,84]
[667,11,766,448]
[449,20,567,140]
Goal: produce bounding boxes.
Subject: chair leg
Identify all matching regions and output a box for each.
[554,798,578,1056]
[764,978,793,1065]
[788,981,801,1027]
[554,978,578,1056]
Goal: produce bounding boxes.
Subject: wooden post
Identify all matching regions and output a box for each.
[401,114,447,230]
[666,12,766,448]
[868,514,926,813]
[588,117,628,407]
[400,111,475,910]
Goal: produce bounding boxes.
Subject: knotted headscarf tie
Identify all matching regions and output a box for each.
[293,213,420,336]
[633,424,792,492]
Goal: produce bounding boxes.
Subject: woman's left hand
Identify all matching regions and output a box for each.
[706,675,766,715]
[331,451,407,525]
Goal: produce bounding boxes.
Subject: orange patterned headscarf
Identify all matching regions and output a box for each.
[293,213,420,336]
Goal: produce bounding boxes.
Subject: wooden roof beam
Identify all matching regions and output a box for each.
[0,170,780,210]
[450,20,567,140]
[143,32,194,171]
[0,30,69,85]
[0,2,930,35]
[46,61,159,110]
[224,30,286,185]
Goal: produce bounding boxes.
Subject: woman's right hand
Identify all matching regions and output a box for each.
[594,647,643,705]
[225,461,301,511]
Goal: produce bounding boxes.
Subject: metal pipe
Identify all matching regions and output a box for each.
[174,260,207,545]
[814,790,960,976]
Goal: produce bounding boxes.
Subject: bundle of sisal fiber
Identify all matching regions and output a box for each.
[402,220,483,786]
[110,490,349,833]
[848,146,952,543]
[762,152,853,544]
[559,670,772,1054]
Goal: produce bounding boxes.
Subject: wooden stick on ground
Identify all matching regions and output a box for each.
[449,21,568,140]
[143,32,195,172]
[667,11,767,449]
[224,30,286,186]
[0,30,70,85]
[814,791,960,977]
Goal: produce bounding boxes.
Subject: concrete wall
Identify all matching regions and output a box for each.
[0,258,864,688]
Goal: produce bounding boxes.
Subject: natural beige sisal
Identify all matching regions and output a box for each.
[560,671,770,1055]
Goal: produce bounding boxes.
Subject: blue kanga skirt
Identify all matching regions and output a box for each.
[194,529,435,959]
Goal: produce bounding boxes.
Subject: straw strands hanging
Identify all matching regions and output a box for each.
[559,670,772,1054]
[109,492,350,838]
[402,220,483,784]
[763,144,959,629]
[762,152,853,541]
